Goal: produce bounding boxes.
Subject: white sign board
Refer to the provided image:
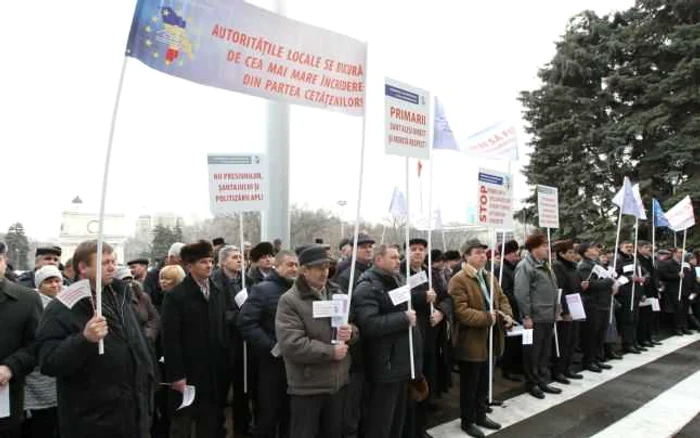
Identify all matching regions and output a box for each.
[477,168,514,229]
[208,154,269,214]
[537,185,560,229]
[384,78,430,159]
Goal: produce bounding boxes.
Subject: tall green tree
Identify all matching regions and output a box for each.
[151,225,177,261]
[5,223,30,270]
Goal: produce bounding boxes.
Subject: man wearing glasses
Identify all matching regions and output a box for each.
[17,247,63,289]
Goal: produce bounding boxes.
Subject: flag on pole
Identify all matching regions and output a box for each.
[632,184,647,221]
[665,196,695,231]
[414,209,443,231]
[652,198,670,228]
[432,97,459,150]
[389,187,408,218]
[612,177,645,219]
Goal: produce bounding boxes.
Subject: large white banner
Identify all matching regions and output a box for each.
[463,122,518,161]
[208,154,269,214]
[477,169,514,229]
[537,185,560,229]
[666,195,695,231]
[384,78,431,159]
[127,0,367,116]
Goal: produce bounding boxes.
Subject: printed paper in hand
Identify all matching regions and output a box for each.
[695,267,700,277]
[617,276,630,286]
[650,298,661,312]
[522,329,534,345]
[177,385,196,411]
[506,326,524,337]
[408,271,428,288]
[0,384,9,419]
[565,293,587,320]
[623,264,635,274]
[592,265,611,279]
[331,294,350,327]
[270,343,281,358]
[55,279,92,309]
[682,262,691,270]
[608,267,618,279]
[388,285,411,306]
[234,288,248,308]
[312,301,337,318]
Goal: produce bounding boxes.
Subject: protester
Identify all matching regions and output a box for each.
[159,265,186,292]
[161,240,230,438]
[636,241,661,348]
[354,244,423,438]
[551,240,584,384]
[248,242,276,286]
[128,258,150,284]
[335,233,375,293]
[115,266,160,345]
[449,239,513,438]
[62,257,75,284]
[0,243,42,438]
[428,249,454,399]
[36,240,154,438]
[496,240,522,382]
[514,233,562,399]
[145,242,185,310]
[22,266,62,438]
[275,245,355,438]
[615,241,645,354]
[17,247,63,289]
[239,250,299,438]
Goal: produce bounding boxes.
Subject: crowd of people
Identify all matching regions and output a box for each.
[0,231,699,438]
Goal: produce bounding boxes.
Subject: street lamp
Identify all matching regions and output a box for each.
[337,200,347,238]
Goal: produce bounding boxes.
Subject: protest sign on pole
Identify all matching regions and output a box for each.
[477,169,514,229]
[127,0,367,116]
[384,78,431,160]
[207,154,269,214]
[537,185,560,229]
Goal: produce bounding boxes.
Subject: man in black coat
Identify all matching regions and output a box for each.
[496,240,522,381]
[0,242,42,438]
[354,244,423,438]
[36,240,155,438]
[17,247,63,289]
[615,241,646,354]
[636,241,661,347]
[161,240,230,438]
[658,248,693,335]
[238,250,299,438]
[335,233,375,293]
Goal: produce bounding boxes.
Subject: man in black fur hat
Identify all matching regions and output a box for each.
[161,240,231,438]
[248,242,275,286]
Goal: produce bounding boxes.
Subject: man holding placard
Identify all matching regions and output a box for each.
[615,241,645,354]
[636,241,661,348]
[449,239,513,438]
[551,240,584,384]
[658,248,693,335]
[354,244,422,438]
[514,233,562,399]
[275,245,356,438]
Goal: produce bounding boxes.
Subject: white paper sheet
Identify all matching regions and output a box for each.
[388,285,411,306]
[177,385,196,410]
[623,264,635,274]
[617,276,630,286]
[506,326,524,337]
[312,301,336,318]
[522,329,534,345]
[650,298,661,312]
[565,293,587,320]
[331,294,349,328]
[0,384,10,419]
[234,288,248,308]
[408,271,428,288]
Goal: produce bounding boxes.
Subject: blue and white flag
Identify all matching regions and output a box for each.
[388,187,407,218]
[432,97,459,151]
[652,198,670,228]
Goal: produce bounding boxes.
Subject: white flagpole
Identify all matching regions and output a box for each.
[380,223,387,245]
[428,156,435,315]
[547,228,553,267]
[498,231,506,283]
[95,55,130,356]
[548,228,561,357]
[652,206,656,268]
[630,218,639,311]
[405,158,416,379]
[239,213,248,394]
[343,48,369,322]
[488,229,496,403]
[610,208,624,323]
[441,229,447,252]
[678,228,687,301]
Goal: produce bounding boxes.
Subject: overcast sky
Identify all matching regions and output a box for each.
[1,0,634,240]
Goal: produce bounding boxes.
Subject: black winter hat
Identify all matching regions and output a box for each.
[250,242,275,262]
[181,240,214,264]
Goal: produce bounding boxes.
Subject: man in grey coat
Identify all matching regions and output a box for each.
[275,244,357,438]
[514,233,562,399]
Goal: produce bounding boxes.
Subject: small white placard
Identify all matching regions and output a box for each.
[312,301,336,318]
[331,294,350,328]
[695,267,700,277]
[565,293,587,321]
[522,329,534,345]
[650,297,661,312]
[690,293,698,301]
[177,385,196,410]
[0,384,9,419]
[682,262,691,270]
[234,288,248,308]
[270,343,281,358]
[408,271,428,288]
[506,326,524,337]
[623,264,635,274]
[617,276,630,286]
[388,285,411,306]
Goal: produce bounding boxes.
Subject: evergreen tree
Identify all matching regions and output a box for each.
[5,223,30,270]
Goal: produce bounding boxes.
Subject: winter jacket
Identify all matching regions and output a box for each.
[0,280,42,431]
[275,275,355,396]
[238,271,294,356]
[514,254,560,323]
[552,256,583,315]
[24,292,57,411]
[448,263,512,362]
[615,250,641,301]
[36,279,154,438]
[336,260,371,293]
[353,267,423,384]
[637,254,659,299]
[576,257,615,311]
[497,259,519,320]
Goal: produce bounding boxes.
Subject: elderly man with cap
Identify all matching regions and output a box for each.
[275,244,355,438]
[0,242,42,438]
[239,249,299,438]
[496,240,522,382]
[353,244,422,438]
[17,246,63,289]
[576,242,616,373]
[23,265,63,438]
[514,232,562,399]
[161,240,231,438]
[248,242,276,286]
[335,233,375,293]
[449,239,512,438]
[127,258,150,284]
[338,238,352,262]
[550,240,584,384]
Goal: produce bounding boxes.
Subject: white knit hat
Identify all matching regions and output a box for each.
[35,265,62,288]
[115,266,133,281]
